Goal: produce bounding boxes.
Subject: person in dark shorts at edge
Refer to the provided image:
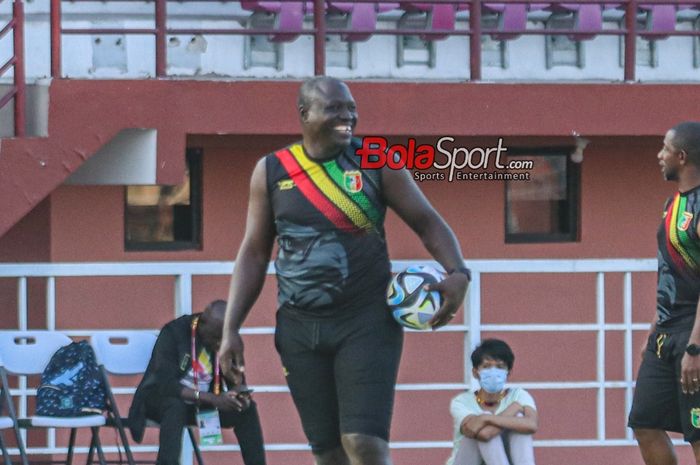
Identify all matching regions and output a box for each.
[629,122,700,465]
[128,300,266,465]
[217,76,471,465]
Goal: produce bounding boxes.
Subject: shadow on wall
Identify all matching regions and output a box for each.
[0,79,50,138]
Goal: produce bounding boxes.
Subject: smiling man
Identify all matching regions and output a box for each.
[629,122,700,465]
[218,77,470,465]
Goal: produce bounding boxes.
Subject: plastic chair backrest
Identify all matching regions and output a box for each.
[483,3,527,40]
[0,331,73,375]
[641,4,676,38]
[269,1,305,42]
[575,4,603,38]
[90,332,158,375]
[551,3,603,40]
[400,2,457,40]
[240,1,280,13]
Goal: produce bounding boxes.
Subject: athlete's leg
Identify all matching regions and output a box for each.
[275,313,344,458]
[333,309,403,465]
[340,433,390,465]
[630,333,684,465]
[674,331,700,465]
[634,429,677,465]
[314,446,351,465]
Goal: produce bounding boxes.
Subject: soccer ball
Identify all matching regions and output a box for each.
[386,265,444,330]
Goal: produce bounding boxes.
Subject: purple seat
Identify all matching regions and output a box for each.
[240,1,280,13]
[484,3,528,40]
[400,2,459,40]
[241,1,306,43]
[639,4,676,39]
[603,3,677,40]
[550,3,603,40]
[328,2,399,42]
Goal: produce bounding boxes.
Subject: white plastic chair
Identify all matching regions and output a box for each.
[90,332,159,465]
[0,354,28,465]
[91,331,205,465]
[90,332,156,376]
[0,331,107,465]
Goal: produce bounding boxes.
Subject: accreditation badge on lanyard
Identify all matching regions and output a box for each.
[192,316,223,446]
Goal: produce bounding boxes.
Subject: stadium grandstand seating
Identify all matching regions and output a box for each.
[1,0,700,83]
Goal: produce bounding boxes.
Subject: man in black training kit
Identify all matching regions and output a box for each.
[218,76,470,465]
[129,300,266,465]
[629,122,700,465]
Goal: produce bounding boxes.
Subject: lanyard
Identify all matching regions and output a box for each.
[191,316,220,396]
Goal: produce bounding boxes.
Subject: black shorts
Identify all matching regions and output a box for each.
[628,330,700,442]
[274,306,403,453]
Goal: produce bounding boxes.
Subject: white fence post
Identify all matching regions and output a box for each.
[174,272,194,465]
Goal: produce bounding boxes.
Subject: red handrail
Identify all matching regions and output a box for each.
[155,0,166,77]
[625,0,637,81]
[0,0,25,137]
[50,0,60,78]
[470,0,482,81]
[13,0,25,137]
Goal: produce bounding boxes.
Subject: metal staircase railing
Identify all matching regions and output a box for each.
[0,0,25,137]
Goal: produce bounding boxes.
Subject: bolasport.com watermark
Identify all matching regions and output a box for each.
[356,136,532,182]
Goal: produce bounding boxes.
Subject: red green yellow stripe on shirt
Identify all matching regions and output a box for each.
[321,158,381,226]
[665,193,700,278]
[274,144,376,232]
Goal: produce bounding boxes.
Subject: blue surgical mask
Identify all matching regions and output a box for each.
[478,367,508,393]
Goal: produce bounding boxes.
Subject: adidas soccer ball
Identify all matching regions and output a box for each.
[386,265,444,330]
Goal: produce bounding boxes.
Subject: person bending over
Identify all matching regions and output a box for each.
[129,300,266,465]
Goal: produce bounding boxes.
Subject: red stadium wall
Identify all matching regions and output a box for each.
[0,199,51,329]
[3,79,699,238]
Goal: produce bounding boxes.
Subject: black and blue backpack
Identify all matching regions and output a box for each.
[36,340,107,416]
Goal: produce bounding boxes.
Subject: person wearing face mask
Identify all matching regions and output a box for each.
[446,339,538,465]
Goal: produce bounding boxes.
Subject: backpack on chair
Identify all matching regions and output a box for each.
[36,340,107,416]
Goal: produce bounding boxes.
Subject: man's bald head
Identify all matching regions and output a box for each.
[202,299,226,322]
[199,299,227,351]
[296,76,357,159]
[297,76,347,110]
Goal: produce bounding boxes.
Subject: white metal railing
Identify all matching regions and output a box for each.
[0,258,668,458]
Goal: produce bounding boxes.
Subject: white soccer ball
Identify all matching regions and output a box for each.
[386,265,444,330]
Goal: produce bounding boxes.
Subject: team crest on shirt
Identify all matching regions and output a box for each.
[679,212,693,231]
[278,179,295,191]
[692,408,700,428]
[343,170,363,193]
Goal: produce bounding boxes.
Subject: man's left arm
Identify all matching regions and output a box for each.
[681,221,700,395]
[681,298,700,394]
[382,165,469,328]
